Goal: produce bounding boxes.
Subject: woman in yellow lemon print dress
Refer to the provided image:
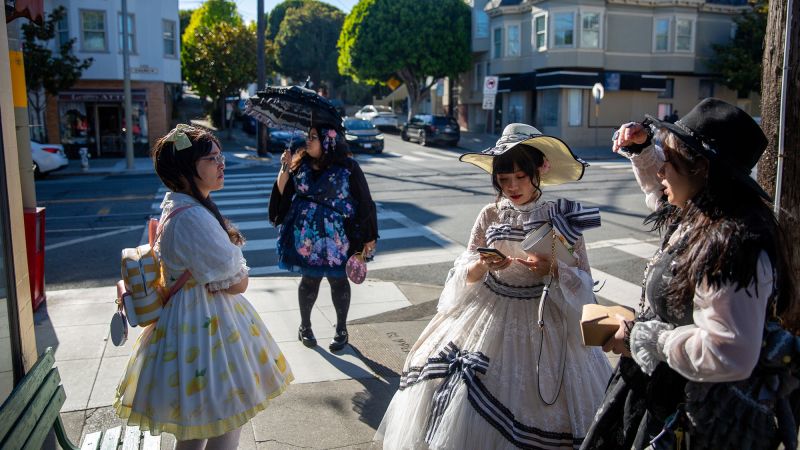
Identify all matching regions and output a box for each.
[115,125,293,449]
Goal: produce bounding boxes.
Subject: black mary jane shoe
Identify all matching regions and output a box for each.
[298,326,317,348]
[329,329,349,352]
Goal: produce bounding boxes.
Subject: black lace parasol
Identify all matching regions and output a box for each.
[245,83,343,132]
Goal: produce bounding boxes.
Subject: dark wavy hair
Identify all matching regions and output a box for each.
[290,125,350,172]
[491,144,546,202]
[151,125,244,246]
[646,128,796,329]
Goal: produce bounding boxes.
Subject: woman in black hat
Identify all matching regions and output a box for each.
[581,98,798,450]
[376,123,612,449]
[268,123,378,352]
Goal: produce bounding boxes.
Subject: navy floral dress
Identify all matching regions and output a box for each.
[269,159,377,278]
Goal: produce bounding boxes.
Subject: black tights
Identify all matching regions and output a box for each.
[298,276,351,331]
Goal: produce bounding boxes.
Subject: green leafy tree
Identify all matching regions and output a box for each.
[708,1,768,97]
[183,21,256,129]
[181,0,242,66]
[338,0,470,120]
[21,5,93,142]
[275,2,344,87]
[179,9,194,40]
[267,0,309,41]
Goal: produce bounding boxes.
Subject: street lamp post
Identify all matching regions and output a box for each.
[256,0,267,156]
[122,0,134,169]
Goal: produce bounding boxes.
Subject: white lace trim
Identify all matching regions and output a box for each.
[205,262,250,292]
[630,320,674,375]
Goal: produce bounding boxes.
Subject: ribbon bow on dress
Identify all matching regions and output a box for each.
[524,199,601,246]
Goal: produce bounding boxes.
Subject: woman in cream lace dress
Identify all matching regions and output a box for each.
[376,124,611,450]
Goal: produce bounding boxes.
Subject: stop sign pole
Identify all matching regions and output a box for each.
[592,83,604,145]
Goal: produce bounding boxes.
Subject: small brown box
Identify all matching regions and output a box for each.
[580,304,635,346]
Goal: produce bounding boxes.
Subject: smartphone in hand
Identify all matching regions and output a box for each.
[476,247,507,260]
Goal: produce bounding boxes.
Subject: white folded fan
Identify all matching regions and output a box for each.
[521,223,578,267]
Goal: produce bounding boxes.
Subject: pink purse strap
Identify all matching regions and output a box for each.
[153,204,195,305]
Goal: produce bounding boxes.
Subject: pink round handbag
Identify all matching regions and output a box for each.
[345,252,367,284]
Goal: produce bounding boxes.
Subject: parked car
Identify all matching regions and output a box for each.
[267,129,306,153]
[30,141,68,177]
[343,118,384,154]
[401,115,460,147]
[354,105,399,130]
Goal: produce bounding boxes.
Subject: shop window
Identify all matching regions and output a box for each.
[507,24,520,57]
[80,10,107,52]
[537,89,559,127]
[493,27,503,59]
[568,89,582,126]
[554,12,575,47]
[163,20,177,57]
[654,17,669,52]
[118,13,136,54]
[657,103,673,122]
[533,13,547,51]
[581,12,600,48]
[658,79,674,98]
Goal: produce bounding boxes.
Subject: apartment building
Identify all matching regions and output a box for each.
[41,0,181,157]
[459,0,757,145]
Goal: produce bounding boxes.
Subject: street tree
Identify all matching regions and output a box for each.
[181,0,242,70]
[183,21,256,130]
[758,2,799,319]
[708,1,767,97]
[274,2,344,88]
[179,9,194,40]
[338,0,471,120]
[21,5,92,142]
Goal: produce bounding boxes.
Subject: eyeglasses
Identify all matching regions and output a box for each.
[201,153,225,165]
[307,135,320,142]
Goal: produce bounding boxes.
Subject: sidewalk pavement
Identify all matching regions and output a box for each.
[38,277,446,449]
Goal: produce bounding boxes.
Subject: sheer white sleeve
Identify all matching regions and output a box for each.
[161,207,249,287]
[436,205,491,314]
[555,236,596,312]
[624,146,665,211]
[630,251,773,382]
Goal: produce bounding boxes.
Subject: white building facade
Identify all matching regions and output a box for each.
[42,0,181,157]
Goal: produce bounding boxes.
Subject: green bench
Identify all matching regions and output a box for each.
[0,347,161,450]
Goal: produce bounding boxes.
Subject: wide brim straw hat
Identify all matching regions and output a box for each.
[645,97,770,200]
[459,123,588,186]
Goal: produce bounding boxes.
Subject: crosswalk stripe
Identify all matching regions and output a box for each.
[591,268,642,310]
[385,151,423,162]
[411,151,451,161]
[242,225,448,252]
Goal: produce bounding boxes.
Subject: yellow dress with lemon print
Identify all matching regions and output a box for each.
[115,193,293,440]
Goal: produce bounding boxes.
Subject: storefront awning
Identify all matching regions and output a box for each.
[495,70,667,93]
[58,89,148,103]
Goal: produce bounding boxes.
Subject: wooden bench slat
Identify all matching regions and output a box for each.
[80,430,103,450]
[99,426,121,450]
[21,385,66,450]
[141,432,161,450]
[0,347,55,442]
[121,425,141,450]
[1,368,62,449]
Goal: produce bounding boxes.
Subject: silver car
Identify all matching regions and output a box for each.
[354,105,399,130]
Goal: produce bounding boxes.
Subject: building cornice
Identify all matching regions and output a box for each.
[604,0,750,14]
[485,1,532,17]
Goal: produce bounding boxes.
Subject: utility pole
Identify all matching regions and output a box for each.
[122,0,134,169]
[256,0,267,156]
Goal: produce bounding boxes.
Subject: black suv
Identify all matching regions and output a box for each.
[401,115,460,147]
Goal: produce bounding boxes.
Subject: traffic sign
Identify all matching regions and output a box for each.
[592,82,604,104]
[482,95,496,110]
[483,76,499,96]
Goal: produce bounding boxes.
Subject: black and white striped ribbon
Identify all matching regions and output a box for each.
[400,342,582,449]
[524,199,601,246]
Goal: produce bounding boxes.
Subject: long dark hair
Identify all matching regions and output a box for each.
[646,128,796,329]
[491,144,545,202]
[290,125,350,172]
[152,125,245,246]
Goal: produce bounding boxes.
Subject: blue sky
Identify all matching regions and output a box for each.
[178,0,358,23]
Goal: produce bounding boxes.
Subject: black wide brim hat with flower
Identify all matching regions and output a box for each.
[245,84,344,133]
[646,97,770,200]
[459,123,588,186]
